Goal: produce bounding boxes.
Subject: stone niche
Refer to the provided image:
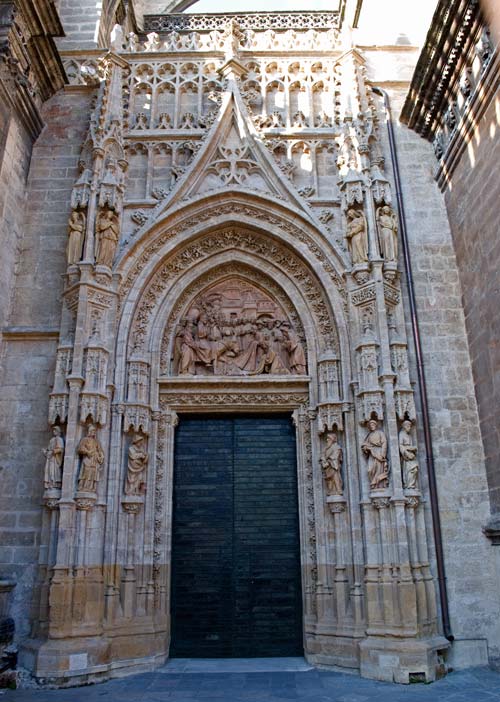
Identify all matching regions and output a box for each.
[171,278,307,377]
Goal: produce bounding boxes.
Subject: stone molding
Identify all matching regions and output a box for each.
[158,376,309,411]
[144,12,339,34]
[401,0,498,185]
[0,0,66,137]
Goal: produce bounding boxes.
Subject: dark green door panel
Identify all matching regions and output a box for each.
[170,415,303,658]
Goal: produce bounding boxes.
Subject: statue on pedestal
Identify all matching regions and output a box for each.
[66,210,86,265]
[43,427,65,489]
[321,432,343,496]
[399,420,419,489]
[95,208,119,268]
[377,205,398,262]
[125,434,148,496]
[345,208,368,264]
[77,425,104,493]
[362,419,389,490]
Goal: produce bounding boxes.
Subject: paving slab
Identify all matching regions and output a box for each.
[1,661,500,702]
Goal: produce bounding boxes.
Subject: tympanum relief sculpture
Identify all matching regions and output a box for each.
[172,279,307,376]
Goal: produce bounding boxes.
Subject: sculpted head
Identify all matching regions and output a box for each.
[53,426,62,437]
[327,432,337,445]
[368,419,378,431]
[402,420,412,434]
[87,424,96,437]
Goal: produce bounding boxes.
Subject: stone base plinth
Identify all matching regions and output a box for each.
[21,627,169,687]
[359,636,449,684]
[305,633,360,670]
[22,636,112,685]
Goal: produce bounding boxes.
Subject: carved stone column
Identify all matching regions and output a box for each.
[156,408,178,625]
[120,496,144,618]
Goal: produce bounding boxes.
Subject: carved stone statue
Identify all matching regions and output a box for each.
[399,420,418,489]
[43,426,64,489]
[345,208,368,264]
[377,205,398,262]
[282,325,306,374]
[66,210,86,265]
[176,320,200,375]
[362,419,389,490]
[127,32,139,52]
[95,208,119,268]
[77,424,104,493]
[144,31,161,52]
[250,337,289,375]
[110,23,124,52]
[221,18,245,58]
[125,434,148,496]
[321,432,343,496]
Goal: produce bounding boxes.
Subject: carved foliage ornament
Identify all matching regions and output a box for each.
[119,204,346,309]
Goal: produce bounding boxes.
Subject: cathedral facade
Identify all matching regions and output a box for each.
[0,0,499,687]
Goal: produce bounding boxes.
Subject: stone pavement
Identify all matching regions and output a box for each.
[2,659,500,702]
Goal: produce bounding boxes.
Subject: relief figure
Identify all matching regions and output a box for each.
[172,279,307,377]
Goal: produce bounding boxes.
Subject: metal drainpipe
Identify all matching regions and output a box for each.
[371,86,454,642]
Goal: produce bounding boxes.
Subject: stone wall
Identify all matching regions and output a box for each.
[364,45,500,668]
[441,94,500,518]
[0,88,94,638]
[0,112,33,330]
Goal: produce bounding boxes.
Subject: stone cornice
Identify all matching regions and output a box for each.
[144,11,339,34]
[400,0,482,139]
[0,0,66,137]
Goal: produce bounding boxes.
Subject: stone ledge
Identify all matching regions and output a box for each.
[483,514,500,544]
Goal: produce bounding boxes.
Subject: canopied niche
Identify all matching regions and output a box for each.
[171,277,307,376]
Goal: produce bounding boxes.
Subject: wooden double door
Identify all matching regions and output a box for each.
[170,414,303,658]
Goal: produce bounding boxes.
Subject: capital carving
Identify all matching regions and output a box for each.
[371,496,391,510]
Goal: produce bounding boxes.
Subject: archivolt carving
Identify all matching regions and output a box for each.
[129,228,339,356]
[119,202,347,307]
[159,265,305,373]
